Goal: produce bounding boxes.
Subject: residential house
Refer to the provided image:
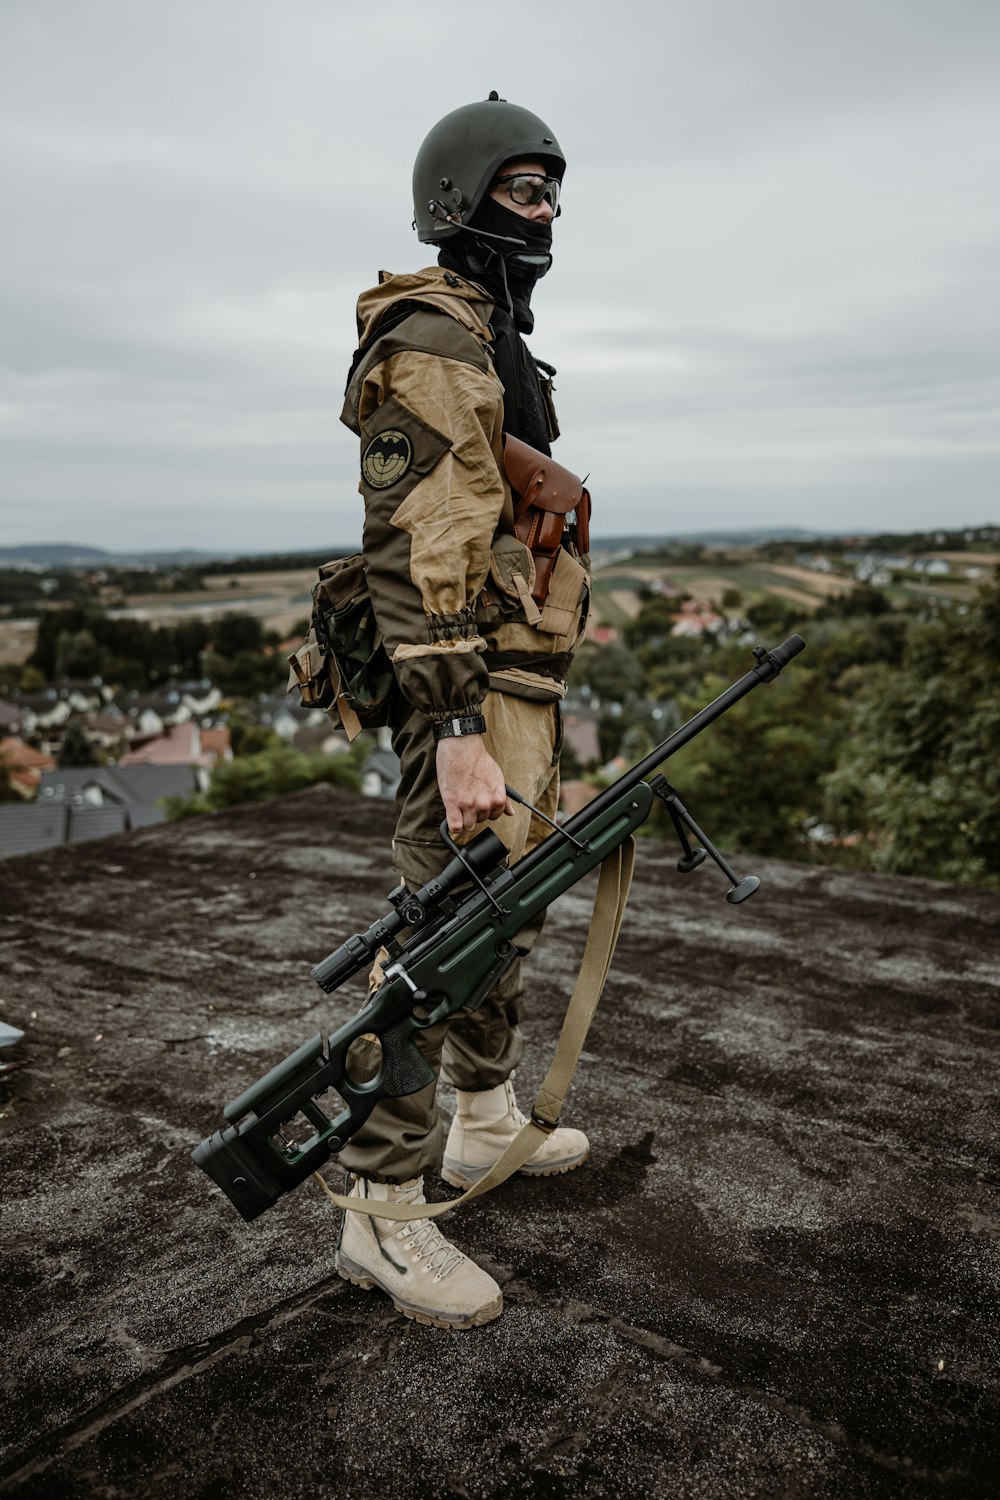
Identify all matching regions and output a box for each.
[179,681,223,717]
[852,554,906,586]
[249,694,326,741]
[670,601,722,637]
[0,701,24,737]
[0,763,200,858]
[81,707,128,752]
[361,741,401,801]
[0,736,56,797]
[7,692,74,745]
[0,801,69,857]
[39,764,200,810]
[561,708,601,769]
[292,723,352,757]
[559,779,599,818]
[118,720,224,774]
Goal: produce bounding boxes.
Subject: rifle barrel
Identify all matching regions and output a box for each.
[559,635,805,841]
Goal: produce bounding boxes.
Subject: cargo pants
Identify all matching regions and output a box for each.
[337,690,561,1182]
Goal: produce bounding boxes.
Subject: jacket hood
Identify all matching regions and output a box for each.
[355,267,495,349]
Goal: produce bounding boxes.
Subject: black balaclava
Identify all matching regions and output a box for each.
[438,194,552,334]
[437,193,555,452]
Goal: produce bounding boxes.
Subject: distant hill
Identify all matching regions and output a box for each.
[0,543,225,568]
[596,527,824,549]
[0,528,826,571]
[0,544,115,566]
[3,522,996,573]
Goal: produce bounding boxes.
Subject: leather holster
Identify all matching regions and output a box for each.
[502,434,591,607]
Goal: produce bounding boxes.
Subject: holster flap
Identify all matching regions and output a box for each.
[503,434,586,519]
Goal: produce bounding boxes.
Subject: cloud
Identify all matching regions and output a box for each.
[1,0,998,548]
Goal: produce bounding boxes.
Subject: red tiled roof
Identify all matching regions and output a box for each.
[118,722,215,768]
[559,779,600,817]
[200,727,232,760]
[0,736,57,797]
[0,736,56,771]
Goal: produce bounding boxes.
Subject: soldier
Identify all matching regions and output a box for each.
[334,94,592,1328]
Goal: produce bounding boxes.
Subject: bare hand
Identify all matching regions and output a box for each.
[436,735,514,834]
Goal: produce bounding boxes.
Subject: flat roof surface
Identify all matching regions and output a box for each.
[1,785,998,1498]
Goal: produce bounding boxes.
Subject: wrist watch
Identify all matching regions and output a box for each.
[433,713,487,741]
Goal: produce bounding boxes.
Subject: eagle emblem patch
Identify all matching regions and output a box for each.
[362,429,412,489]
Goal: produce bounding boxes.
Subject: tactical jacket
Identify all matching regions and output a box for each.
[341,267,589,724]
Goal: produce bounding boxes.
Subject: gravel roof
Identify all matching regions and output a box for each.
[1,785,998,1498]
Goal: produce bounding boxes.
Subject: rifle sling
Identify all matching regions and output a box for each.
[313,836,636,1221]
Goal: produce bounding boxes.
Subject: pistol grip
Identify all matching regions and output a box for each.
[375,1019,436,1098]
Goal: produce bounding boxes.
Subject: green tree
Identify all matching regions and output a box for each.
[745,596,803,639]
[623,596,679,656]
[227,706,282,757]
[621,598,715,698]
[212,612,264,659]
[29,605,95,678]
[559,736,583,779]
[55,627,101,679]
[824,571,1000,888]
[59,719,98,768]
[166,742,364,817]
[168,618,212,678]
[570,640,644,703]
[205,648,285,698]
[814,584,892,621]
[597,700,680,763]
[665,666,843,858]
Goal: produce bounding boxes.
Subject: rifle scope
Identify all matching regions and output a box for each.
[311,827,509,993]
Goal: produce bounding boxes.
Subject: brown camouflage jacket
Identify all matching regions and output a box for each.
[341,267,589,723]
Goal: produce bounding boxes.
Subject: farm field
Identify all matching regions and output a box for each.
[589,551,983,628]
[119,569,315,630]
[4,548,993,666]
[0,570,317,668]
[590,558,851,626]
[0,618,37,667]
[71,568,317,644]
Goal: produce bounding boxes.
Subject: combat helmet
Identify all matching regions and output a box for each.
[413,92,565,244]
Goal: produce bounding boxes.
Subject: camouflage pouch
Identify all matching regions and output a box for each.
[286,554,397,741]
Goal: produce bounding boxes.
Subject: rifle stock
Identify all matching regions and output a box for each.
[192,635,805,1221]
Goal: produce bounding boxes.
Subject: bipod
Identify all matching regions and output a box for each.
[647,774,760,905]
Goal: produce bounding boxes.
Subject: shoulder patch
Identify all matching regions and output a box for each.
[359,395,452,501]
[362,429,412,489]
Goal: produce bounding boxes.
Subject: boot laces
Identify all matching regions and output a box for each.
[398,1218,465,1279]
[358,1178,467,1281]
[506,1079,528,1130]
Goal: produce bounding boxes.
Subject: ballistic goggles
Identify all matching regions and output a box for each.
[492,172,560,212]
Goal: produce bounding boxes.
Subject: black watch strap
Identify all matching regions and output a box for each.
[433,713,487,741]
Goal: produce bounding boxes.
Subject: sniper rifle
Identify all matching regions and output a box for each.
[193,634,805,1221]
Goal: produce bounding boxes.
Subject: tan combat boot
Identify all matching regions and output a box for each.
[335,1175,503,1329]
[442,1075,590,1189]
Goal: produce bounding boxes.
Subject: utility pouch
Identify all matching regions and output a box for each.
[502,434,591,607]
[536,548,589,639]
[286,554,397,741]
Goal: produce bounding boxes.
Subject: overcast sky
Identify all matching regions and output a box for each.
[2,0,998,552]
